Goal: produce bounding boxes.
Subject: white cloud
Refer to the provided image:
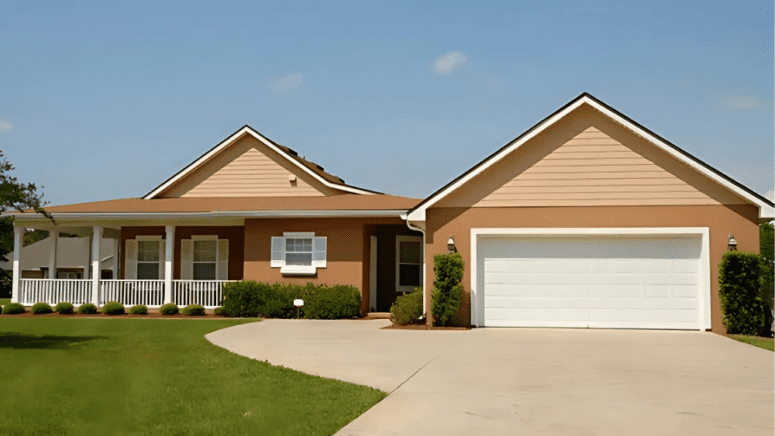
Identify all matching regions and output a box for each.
[719,95,769,110]
[433,51,468,74]
[767,190,774,202]
[0,119,12,133]
[269,73,302,91]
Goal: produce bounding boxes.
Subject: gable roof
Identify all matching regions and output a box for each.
[144,125,381,199]
[406,93,774,221]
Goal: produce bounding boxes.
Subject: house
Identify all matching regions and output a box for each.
[6,125,422,311]
[0,235,116,279]
[6,93,773,332]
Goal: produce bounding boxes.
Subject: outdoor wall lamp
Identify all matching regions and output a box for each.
[728,234,737,251]
[447,235,456,253]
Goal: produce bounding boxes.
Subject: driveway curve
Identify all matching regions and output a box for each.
[207,320,774,436]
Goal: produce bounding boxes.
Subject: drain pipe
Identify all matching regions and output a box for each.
[401,213,427,318]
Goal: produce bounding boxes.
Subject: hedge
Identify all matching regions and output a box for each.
[159,303,179,315]
[128,305,148,315]
[101,302,125,315]
[221,281,361,319]
[30,302,53,315]
[54,302,75,314]
[2,302,25,315]
[390,287,423,325]
[431,253,464,326]
[719,251,766,335]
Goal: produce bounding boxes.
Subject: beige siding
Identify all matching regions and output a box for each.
[160,135,342,197]
[439,105,747,208]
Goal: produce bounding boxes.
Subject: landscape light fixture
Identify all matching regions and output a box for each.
[294,299,304,319]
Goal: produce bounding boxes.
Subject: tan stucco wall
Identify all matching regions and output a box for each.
[424,205,760,332]
[244,217,408,315]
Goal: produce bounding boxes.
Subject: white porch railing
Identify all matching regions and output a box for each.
[100,280,165,307]
[19,279,92,306]
[172,280,234,308]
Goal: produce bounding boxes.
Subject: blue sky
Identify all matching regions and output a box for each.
[1,0,772,205]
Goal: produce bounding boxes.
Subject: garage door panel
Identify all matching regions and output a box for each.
[480,234,703,330]
[485,284,588,297]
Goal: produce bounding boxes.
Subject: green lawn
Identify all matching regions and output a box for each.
[0,319,385,435]
[729,334,775,352]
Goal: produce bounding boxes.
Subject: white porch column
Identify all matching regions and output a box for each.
[91,226,102,306]
[48,230,58,279]
[112,238,119,279]
[10,226,24,303]
[164,225,174,304]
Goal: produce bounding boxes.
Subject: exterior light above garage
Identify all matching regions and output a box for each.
[447,236,456,254]
[728,234,737,251]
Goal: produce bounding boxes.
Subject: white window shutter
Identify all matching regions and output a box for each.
[181,239,193,280]
[158,239,166,279]
[125,239,138,279]
[217,239,229,280]
[313,237,327,268]
[271,236,284,267]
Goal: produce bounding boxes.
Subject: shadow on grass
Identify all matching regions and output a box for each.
[0,332,109,350]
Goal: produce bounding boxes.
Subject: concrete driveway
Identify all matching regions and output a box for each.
[206,320,774,436]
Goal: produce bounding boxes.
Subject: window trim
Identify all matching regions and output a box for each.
[272,232,326,275]
[395,235,423,293]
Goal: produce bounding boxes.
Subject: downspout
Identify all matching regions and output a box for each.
[401,214,427,318]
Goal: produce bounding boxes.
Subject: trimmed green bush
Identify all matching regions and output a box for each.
[221,281,361,319]
[128,305,148,315]
[390,287,423,325]
[30,302,53,315]
[54,302,75,314]
[213,306,224,316]
[2,302,25,315]
[302,284,360,319]
[101,302,125,315]
[431,253,464,326]
[182,304,205,316]
[77,303,98,314]
[159,303,179,315]
[720,251,766,335]
[760,222,774,336]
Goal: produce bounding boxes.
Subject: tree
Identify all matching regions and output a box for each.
[760,221,774,335]
[0,151,49,297]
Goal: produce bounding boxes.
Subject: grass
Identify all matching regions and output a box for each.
[0,319,386,435]
[729,334,774,351]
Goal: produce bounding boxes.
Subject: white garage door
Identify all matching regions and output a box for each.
[478,235,706,330]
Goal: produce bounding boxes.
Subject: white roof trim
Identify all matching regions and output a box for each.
[7,209,410,222]
[407,95,773,221]
[143,126,375,199]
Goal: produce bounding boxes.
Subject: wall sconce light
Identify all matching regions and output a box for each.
[447,235,456,253]
[728,234,737,251]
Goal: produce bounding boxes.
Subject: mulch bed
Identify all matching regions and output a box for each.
[381,323,471,331]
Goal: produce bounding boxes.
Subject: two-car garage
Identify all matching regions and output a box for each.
[472,229,711,330]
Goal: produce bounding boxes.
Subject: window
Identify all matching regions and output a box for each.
[395,235,422,293]
[58,271,82,279]
[193,240,217,280]
[271,233,327,275]
[137,240,160,279]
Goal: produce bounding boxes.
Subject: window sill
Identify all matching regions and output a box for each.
[280,266,316,276]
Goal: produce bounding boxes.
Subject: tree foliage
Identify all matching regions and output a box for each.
[431,253,464,326]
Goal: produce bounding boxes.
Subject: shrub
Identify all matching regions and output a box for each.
[719,251,766,335]
[221,281,361,319]
[390,287,423,325]
[30,302,53,315]
[159,303,179,315]
[431,253,464,326]
[182,304,205,316]
[128,305,148,315]
[101,302,125,315]
[760,222,774,336]
[54,302,74,314]
[2,302,25,314]
[302,284,361,319]
[77,303,98,314]
[213,306,224,316]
